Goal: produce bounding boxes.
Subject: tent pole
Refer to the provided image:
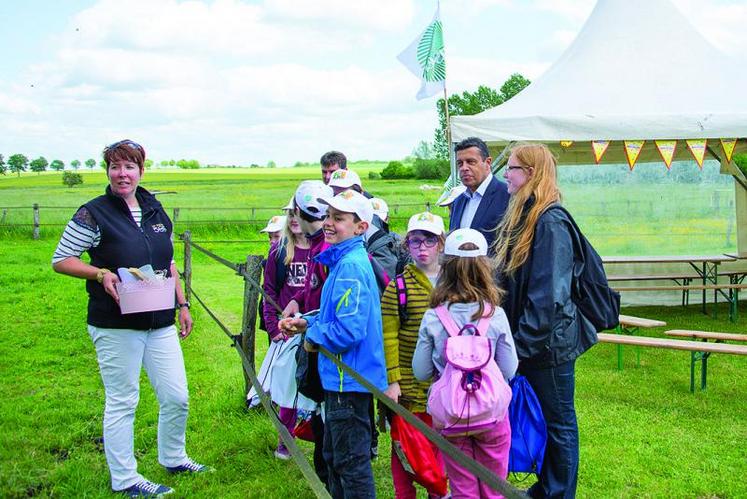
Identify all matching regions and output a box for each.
[709,144,747,256]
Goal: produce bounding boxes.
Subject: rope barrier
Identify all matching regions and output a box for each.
[180,236,527,498]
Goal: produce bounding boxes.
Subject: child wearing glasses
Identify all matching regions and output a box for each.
[381,212,447,498]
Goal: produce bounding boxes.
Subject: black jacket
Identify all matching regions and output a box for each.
[84,186,175,330]
[498,204,597,368]
[448,176,510,254]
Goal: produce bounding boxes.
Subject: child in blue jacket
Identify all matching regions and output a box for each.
[280,189,387,499]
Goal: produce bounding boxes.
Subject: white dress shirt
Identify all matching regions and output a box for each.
[459,173,493,229]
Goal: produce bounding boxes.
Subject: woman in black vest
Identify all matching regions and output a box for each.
[493,143,596,499]
[52,140,209,497]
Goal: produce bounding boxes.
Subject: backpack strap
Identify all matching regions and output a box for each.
[394,273,408,324]
[434,302,493,337]
[275,243,288,293]
[434,304,462,337]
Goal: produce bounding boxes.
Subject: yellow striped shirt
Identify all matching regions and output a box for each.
[381,264,434,412]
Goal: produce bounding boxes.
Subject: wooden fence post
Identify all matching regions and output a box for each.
[240,254,263,396]
[33,204,40,240]
[173,207,180,223]
[182,231,192,303]
[425,201,431,212]
[1,208,7,224]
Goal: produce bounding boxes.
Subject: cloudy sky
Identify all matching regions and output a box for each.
[1,0,745,166]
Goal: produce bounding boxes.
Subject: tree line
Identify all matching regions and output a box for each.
[0,154,205,176]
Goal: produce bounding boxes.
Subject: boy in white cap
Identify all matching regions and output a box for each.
[328,168,374,198]
[280,189,387,499]
[260,215,287,245]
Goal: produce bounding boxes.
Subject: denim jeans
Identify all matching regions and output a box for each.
[323,391,375,499]
[521,360,579,499]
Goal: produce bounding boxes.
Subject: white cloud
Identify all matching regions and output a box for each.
[672,0,747,56]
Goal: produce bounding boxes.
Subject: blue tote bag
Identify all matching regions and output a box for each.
[508,375,547,475]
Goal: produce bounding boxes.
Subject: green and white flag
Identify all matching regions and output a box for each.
[397,4,446,100]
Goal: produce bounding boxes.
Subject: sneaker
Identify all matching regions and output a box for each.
[274,443,291,460]
[119,480,174,498]
[165,458,213,474]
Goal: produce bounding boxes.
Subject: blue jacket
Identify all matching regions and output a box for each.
[304,236,388,393]
[449,176,510,253]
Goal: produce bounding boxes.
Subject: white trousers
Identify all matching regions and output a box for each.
[88,324,190,491]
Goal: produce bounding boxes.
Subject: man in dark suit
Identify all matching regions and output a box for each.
[448,137,510,253]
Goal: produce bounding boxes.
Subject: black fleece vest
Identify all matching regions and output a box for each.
[84,186,175,330]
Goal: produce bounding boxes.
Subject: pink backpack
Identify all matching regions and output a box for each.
[428,303,512,436]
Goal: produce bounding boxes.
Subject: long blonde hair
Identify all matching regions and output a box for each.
[280,213,306,265]
[493,143,562,276]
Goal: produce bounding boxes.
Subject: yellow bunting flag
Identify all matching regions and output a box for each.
[720,138,737,163]
[591,140,610,164]
[655,140,677,169]
[686,139,707,168]
[624,140,645,170]
[560,141,573,148]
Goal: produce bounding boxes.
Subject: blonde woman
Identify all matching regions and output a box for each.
[493,143,596,499]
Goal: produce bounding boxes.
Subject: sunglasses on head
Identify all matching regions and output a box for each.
[104,139,143,154]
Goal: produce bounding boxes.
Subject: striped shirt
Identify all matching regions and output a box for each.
[52,204,142,264]
[381,263,435,413]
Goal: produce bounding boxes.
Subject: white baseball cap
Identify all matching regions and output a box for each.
[260,215,287,233]
[282,195,294,211]
[294,180,333,218]
[437,185,468,207]
[370,198,389,221]
[407,212,445,236]
[319,189,374,224]
[444,228,488,257]
[328,168,362,190]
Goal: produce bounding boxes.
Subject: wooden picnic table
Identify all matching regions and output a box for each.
[603,254,737,315]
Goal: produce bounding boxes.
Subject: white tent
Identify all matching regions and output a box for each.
[450,0,747,166]
[448,0,747,255]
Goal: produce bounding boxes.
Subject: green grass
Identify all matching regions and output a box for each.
[2,170,746,497]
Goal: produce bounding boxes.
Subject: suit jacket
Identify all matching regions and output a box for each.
[448,176,510,253]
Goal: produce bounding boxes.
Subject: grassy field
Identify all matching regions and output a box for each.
[2,168,746,498]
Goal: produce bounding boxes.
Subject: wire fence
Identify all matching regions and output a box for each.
[179,231,527,499]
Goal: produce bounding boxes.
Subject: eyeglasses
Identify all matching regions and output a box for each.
[407,235,440,249]
[506,164,526,171]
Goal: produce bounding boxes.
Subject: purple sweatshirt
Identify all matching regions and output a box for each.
[290,228,329,314]
[263,243,310,340]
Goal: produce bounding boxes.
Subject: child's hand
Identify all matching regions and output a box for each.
[278,317,307,335]
[384,382,401,403]
[303,339,318,352]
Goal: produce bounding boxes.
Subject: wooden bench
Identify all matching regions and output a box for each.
[608,274,698,306]
[614,315,667,368]
[664,330,747,342]
[598,332,747,392]
[613,284,747,322]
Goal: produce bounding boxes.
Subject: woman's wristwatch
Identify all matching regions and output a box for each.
[178,301,190,309]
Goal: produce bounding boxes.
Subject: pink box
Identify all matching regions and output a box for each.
[116,277,176,314]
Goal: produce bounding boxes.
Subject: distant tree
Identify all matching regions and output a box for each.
[413,158,449,179]
[85,158,96,169]
[380,161,414,179]
[160,160,169,167]
[29,156,49,174]
[267,160,277,168]
[434,73,531,159]
[412,140,436,159]
[71,159,81,170]
[100,160,107,169]
[50,159,65,171]
[144,159,153,169]
[0,154,5,175]
[62,171,83,188]
[176,159,200,169]
[168,159,176,166]
[8,154,28,176]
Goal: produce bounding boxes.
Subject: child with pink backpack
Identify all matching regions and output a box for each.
[412,228,518,499]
